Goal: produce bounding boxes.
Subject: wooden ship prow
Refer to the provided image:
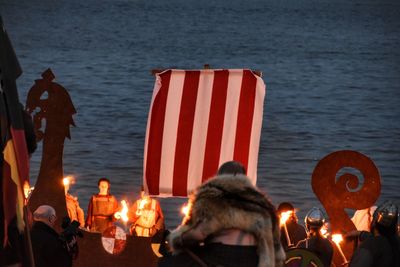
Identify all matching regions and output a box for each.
[26,69,159,266]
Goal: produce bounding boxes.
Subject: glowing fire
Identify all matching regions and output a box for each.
[332,234,343,244]
[320,228,328,237]
[114,200,129,222]
[23,181,34,199]
[279,210,293,226]
[181,203,190,216]
[63,177,70,186]
[332,233,348,263]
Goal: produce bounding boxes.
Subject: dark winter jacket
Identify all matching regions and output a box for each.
[158,242,259,267]
[30,221,72,267]
[349,233,400,267]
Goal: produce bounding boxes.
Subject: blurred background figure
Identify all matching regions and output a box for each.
[63,176,85,227]
[351,206,377,232]
[217,160,246,176]
[30,205,72,267]
[129,189,164,237]
[277,202,307,250]
[85,178,118,233]
[297,207,333,267]
[349,201,400,267]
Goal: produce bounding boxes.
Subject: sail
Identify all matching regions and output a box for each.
[143,69,265,196]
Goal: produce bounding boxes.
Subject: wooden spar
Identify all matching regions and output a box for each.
[151,65,263,77]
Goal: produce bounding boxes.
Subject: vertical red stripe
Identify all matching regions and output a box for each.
[202,70,229,182]
[145,71,172,195]
[172,71,200,196]
[233,70,257,172]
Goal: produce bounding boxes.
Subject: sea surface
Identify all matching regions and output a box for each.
[1,0,399,228]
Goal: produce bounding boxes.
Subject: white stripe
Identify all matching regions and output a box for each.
[247,75,266,185]
[218,70,243,167]
[143,74,163,192]
[159,71,185,194]
[187,70,214,194]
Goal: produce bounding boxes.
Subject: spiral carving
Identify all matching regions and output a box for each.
[311,150,381,262]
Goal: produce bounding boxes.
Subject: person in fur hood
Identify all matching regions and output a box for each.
[158,173,286,267]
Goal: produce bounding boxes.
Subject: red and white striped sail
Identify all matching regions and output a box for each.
[143,69,265,196]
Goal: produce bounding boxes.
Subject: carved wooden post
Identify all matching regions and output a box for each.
[312,150,381,266]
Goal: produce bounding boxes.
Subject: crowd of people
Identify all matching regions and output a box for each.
[1,160,399,267]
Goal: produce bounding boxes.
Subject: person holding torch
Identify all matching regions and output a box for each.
[296,207,333,267]
[63,176,85,227]
[128,189,164,237]
[277,202,307,250]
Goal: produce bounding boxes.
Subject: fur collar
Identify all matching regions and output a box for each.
[169,174,285,267]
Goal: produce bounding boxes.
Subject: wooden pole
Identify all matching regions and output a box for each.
[23,204,35,267]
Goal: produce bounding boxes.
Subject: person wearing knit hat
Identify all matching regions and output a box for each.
[158,174,285,267]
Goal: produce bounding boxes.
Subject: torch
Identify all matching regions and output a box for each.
[280,210,293,247]
[114,200,129,232]
[23,181,34,204]
[332,234,348,265]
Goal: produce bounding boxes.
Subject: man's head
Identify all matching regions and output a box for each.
[98,177,110,195]
[217,161,246,176]
[278,202,297,223]
[304,207,325,233]
[371,201,398,237]
[33,205,57,227]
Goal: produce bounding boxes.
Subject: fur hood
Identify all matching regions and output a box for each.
[169,174,285,267]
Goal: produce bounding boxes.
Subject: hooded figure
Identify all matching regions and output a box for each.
[162,174,285,267]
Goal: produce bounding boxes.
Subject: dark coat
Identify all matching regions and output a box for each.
[296,235,333,267]
[30,221,72,267]
[158,243,259,267]
[280,219,307,250]
[349,234,400,267]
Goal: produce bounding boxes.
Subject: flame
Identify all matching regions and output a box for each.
[114,200,129,222]
[280,210,293,226]
[320,228,328,237]
[332,234,343,244]
[23,181,31,199]
[63,175,76,186]
[181,203,190,216]
[63,177,70,186]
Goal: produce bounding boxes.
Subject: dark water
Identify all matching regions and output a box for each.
[1,0,399,228]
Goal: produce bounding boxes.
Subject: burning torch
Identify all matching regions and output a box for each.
[23,181,34,204]
[280,210,293,247]
[114,200,129,232]
[332,234,348,265]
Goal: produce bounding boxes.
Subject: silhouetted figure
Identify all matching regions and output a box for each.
[277,202,307,250]
[217,160,246,176]
[296,207,333,267]
[30,205,72,267]
[349,201,400,267]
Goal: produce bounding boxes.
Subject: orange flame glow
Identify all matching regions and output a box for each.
[114,200,129,222]
[332,234,343,245]
[23,181,31,199]
[279,210,293,226]
[181,203,190,216]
